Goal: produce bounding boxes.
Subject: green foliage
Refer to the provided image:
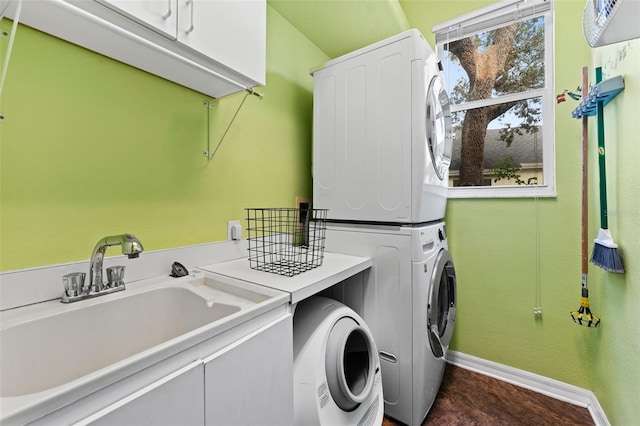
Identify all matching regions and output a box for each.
[445,15,546,185]
[448,16,545,103]
[447,16,545,134]
[491,156,538,185]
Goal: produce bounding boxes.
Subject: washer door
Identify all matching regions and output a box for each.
[425,75,453,181]
[325,316,378,412]
[428,249,457,359]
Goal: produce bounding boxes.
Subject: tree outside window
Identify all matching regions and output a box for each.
[435,0,554,197]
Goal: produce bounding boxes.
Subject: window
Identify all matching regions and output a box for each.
[433,0,555,198]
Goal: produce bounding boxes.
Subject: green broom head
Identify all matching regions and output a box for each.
[570,290,600,328]
[591,228,625,274]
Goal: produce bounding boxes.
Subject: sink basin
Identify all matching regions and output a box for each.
[0,270,288,408]
[1,286,239,397]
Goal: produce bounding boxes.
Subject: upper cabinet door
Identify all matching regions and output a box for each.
[176,0,266,85]
[4,0,265,97]
[95,0,178,39]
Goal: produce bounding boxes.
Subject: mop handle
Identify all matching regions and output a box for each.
[595,66,609,230]
[581,66,589,277]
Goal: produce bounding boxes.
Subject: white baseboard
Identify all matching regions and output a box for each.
[446,351,610,426]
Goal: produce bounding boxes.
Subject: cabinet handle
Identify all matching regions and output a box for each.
[161,0,172,20]
[185,0,194,34]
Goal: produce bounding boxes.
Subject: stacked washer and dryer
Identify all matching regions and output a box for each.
[306,29,458,426]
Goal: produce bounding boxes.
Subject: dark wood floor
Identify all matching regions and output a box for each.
[382,365,594,426]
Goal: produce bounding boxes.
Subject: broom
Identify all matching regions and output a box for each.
[571,66,600,328]
[590,64,625,274]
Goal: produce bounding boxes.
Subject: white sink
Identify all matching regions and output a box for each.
[0,271,288,422]
[1,287,240,397]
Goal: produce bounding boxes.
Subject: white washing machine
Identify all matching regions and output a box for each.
[293,296,384,426]
[312,29,453,224]
[312,29,457,425]
[321,222,457,426]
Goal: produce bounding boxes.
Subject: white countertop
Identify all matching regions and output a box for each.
[198,252,372,304]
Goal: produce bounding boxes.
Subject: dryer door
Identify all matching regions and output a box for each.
[325,316,378,412]
[427,249,456,359]
[425,75,453,181]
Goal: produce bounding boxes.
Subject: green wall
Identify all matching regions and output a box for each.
[2,1,638,424]
[405,1,639,423]
[591,39,640,425]
[0,6,328,271]
[406,0,595,387]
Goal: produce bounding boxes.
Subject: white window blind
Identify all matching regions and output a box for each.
[433,0,551,45]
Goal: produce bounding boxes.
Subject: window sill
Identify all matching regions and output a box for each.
[447,185,556,199]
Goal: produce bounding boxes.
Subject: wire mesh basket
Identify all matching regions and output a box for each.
[245,208,328,277]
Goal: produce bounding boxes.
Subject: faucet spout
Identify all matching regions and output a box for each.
[88,234,144,291]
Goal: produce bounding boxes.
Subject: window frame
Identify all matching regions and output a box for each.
[433,0,556,199]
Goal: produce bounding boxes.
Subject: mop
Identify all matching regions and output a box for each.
[572,67,600,328]
[590,65,625,274]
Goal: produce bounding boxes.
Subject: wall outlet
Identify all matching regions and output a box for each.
[227,220,242,240]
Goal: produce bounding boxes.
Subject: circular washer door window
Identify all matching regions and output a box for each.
[426,75,453,180]
[428,249,457,358]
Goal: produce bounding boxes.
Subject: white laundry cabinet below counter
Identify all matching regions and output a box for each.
[0,242,371,426]
[1,273,293,426]
[75,313,293,426]
[71,252,373,426]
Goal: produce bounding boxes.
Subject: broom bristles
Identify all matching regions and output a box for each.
[591,242,625,274]
[591,228,625,274]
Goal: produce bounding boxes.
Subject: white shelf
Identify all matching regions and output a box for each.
[198,252,372,304]
[583,0,640,47]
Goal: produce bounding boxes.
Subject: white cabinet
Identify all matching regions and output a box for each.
[95,0,265,85]
[3,0,265,98]
[26,311,292,426]
[175,0,266,85]
[80,361,205,426]
[95,0,178,39]
[204,315,294,426]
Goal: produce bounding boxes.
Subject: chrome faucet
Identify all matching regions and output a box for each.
[89,234,143,291]
[61,234,143,303]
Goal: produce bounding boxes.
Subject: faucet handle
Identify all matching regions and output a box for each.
[106,265,126,288]
[63,272,86,297]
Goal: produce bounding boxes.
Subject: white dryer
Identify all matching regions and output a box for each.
[321,222,457,426]
[312,29,453,224]
[293,296,384,426]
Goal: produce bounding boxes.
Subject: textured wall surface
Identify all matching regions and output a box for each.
[591,38,640,426]
[0,7,328,270]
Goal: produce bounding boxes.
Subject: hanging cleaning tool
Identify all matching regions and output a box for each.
[571,281,601,327]
[590,64,624,274]
[572,66,600,328]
